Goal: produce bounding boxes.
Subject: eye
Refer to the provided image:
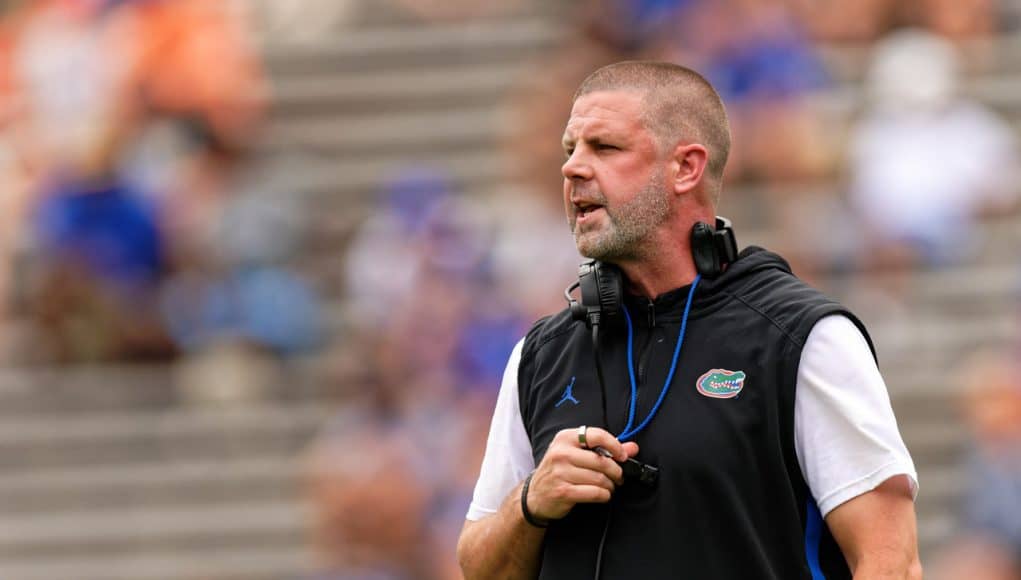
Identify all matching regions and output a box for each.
[597,143,619,151]
[564,147,575,158]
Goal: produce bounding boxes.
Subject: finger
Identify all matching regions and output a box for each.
[560,464,616,492]
[561,447,624,485]
[581,427,628,461]
[563,484,612,504]
[621,441,640,459]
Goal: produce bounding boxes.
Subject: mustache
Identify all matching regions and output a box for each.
[568,188,608,206]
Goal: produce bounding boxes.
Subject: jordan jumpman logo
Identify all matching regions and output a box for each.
[555,376,580,407]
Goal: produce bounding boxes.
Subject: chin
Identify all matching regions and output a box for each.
[575,229,622,261]
[576,243,611,262]
[574,237,598,259]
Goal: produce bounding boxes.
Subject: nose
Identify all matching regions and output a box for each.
[562,149,593,182]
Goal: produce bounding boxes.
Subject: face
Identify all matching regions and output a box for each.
[561,90,670,262]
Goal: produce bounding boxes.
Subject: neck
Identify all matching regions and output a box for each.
[618,254,698,299]
[615,207,714,299]
[614,233,698,299]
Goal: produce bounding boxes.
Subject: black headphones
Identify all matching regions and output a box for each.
[564,216,737,328]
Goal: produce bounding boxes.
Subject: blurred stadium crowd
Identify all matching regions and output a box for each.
[0,0,1018,578]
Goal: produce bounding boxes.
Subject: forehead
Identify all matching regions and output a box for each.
[563,90,647,139]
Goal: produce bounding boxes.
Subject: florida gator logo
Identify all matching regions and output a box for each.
[696,369,746,399]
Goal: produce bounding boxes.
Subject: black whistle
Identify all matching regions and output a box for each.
[593,447,659,489]
[621,457,659,488]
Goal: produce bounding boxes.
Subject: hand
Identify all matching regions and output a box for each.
[525,426,640,522]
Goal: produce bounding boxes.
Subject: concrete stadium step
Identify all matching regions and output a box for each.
[871,316,1016,355]
[920,511,959,555]
[818,33,1021,85]
[969,73,1021,117]
[830,264,1017,309]
[915,471,966,554]
[810,72,1021,127]
[262,106,504,156]
[914,467,967,509]
[909,292,1015,320]
[0,365,176,417]
[876,333,1018,387]
[0,457,298,516]
[0,499,305,558]
[889,393,960,426]
[899,421,969,462]
[0,404,331,471]
[0,357,336,420]
[261,18,556,77]
[969,221,1021,266]
[270,62,522,117]
[883,339,1013,377]
[282,147,507,199]
[348,0,557,28]
[885,365,972,395]
[907,269,1017,312]
[0,539,308,580]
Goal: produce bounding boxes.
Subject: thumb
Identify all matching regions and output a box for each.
[621,441,640,459]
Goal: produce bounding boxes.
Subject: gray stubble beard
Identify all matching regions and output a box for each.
[571,170,670,263]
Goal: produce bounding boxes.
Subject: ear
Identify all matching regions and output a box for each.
[669,143,708,196]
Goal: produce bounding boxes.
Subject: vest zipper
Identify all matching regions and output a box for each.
[637,299,655,383]
[624,300,657,430]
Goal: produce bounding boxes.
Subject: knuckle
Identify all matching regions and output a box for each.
[550,463,564,479]
[563,487,578,501]
[553,482,571,500]
[555,448,575,465]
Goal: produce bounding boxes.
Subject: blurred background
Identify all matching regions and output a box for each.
[0,0,1017,578]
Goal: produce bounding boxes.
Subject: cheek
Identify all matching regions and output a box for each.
[607,158,654,193]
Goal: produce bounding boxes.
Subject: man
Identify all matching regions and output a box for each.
[456,61,920,579]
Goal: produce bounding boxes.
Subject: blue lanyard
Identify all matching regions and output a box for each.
[617,274,700,442]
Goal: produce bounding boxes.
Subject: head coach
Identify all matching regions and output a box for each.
[456,61,920,579]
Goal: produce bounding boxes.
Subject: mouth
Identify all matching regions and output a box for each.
[574,201,605,222]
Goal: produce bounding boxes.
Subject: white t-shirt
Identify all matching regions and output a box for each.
[466,314,918,521]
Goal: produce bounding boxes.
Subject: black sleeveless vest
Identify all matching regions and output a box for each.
[518,247,874,579]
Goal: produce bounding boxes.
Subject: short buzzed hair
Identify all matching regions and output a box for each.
[574,61,731,202]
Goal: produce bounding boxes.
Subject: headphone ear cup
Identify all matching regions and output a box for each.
[578,261,601,315]
[595,262,623,320]
[691,221,718,277]
[576,261,624,326]
[713,216,738,267]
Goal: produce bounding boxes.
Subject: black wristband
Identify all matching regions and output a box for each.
[521,471,549,528]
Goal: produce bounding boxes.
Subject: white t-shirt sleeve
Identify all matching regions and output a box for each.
[466,338,536,521]
[795,315,919,518]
